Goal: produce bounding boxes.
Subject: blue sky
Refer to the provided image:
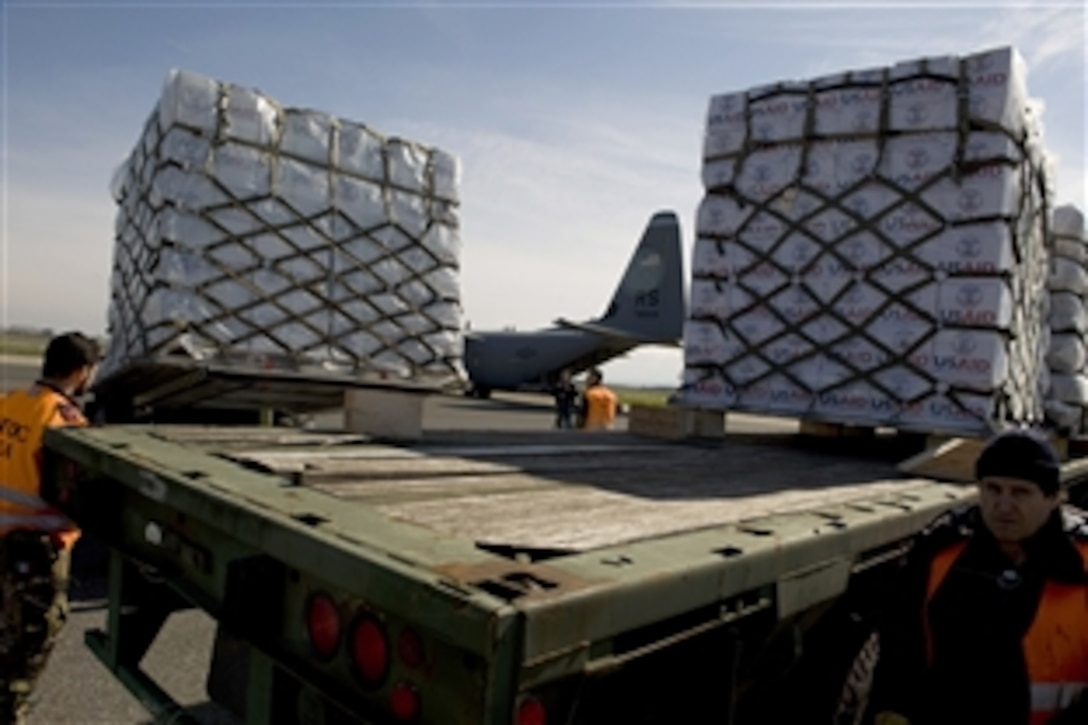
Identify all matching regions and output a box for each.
[2,0,1085,385]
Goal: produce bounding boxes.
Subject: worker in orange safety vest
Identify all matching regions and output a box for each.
[0,331,100,724]
[866,429,1088,725]
[577,368,618,431]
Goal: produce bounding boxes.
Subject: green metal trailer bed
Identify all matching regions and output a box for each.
[40,418,998,725]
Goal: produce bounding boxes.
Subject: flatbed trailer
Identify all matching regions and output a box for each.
[41,416,1057,725]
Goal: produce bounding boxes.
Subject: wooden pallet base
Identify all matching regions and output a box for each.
[344,388,428,442]
[632,404,1088,488]
[627,405,725,441]
[798,421,878,439]
[897,433,1082,484]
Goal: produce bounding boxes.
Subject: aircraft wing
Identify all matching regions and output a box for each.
[553,317,681,346]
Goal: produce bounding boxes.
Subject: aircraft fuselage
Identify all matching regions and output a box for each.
[464,329,634,395]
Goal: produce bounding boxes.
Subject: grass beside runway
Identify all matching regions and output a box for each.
[0,331,50,358]
[613,386,674,408]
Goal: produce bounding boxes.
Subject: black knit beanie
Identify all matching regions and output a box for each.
[975,430,1061,496]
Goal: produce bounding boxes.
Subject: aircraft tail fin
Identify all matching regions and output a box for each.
[594,211,685,344]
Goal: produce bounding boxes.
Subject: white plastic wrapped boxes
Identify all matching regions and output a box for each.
[103,68,464,385]
[684,46,1054,436]
[1045,204,1088,432]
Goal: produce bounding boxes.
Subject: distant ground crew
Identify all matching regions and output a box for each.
[867,429,1088,725]
[552,370,578,429]
[578,368,618,431]
[0,332,100,724]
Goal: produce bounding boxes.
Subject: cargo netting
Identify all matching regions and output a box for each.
[683,46,1057,436]
[102,69,465,386]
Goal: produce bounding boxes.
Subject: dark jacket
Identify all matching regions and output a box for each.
[867,504,1088,725]
[553,382,578,411]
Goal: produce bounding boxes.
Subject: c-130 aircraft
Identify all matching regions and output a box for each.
[463,210,686,398]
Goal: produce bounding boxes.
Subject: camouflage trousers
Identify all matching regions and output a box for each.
[0,532,71,725]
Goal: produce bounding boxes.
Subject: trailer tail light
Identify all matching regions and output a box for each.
[62,460,81,483]
[350,614,390,686]
[305,593,341,659]
[398,628,425,668]
[389,681,420,721]
[516,695,547,725]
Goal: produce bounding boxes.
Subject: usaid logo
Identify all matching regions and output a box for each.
[886,373,909,395]
[843,285,865,305]
[907,147,929,170]
[952,333,977,356]
[847,197,871,217]
[736,360,757,376]
[956,285,984,308]
[792,243,812,264]
[770,346,793,362]
[971,53,995,72]
[906,104,927,126]
[756,123,775,140]
[894,329,916,350]
[754,165,773,183]
[716,95,738,112]
[709,167,732,187]
[957,236,982,258]
[853,111,875,132]
[845,239,868,263]
[959,189,984,213]
[851,153,874,176]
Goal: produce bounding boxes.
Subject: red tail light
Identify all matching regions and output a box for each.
[516,695,547,725]
[305,593,341,659]
[398,628,425,669]
[62,460,81,481]
[389,681,420,721]
[350,614,390,686]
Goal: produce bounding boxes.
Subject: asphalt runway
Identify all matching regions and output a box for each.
[0,356,798,723]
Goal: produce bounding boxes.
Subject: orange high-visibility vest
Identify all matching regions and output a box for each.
[0,384,85,549]
[924,539,1088,725]
[582,386,617,430]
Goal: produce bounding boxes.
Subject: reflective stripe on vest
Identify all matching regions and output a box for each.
[925,539,1088,724]
[0,386,84,536]
[0,487,73,532]
[0,513,72,531]
[1031,682,1087,712]
[0,486,52,511]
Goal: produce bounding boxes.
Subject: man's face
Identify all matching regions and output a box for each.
[978,476,1059,544]
[73,364,98,397]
